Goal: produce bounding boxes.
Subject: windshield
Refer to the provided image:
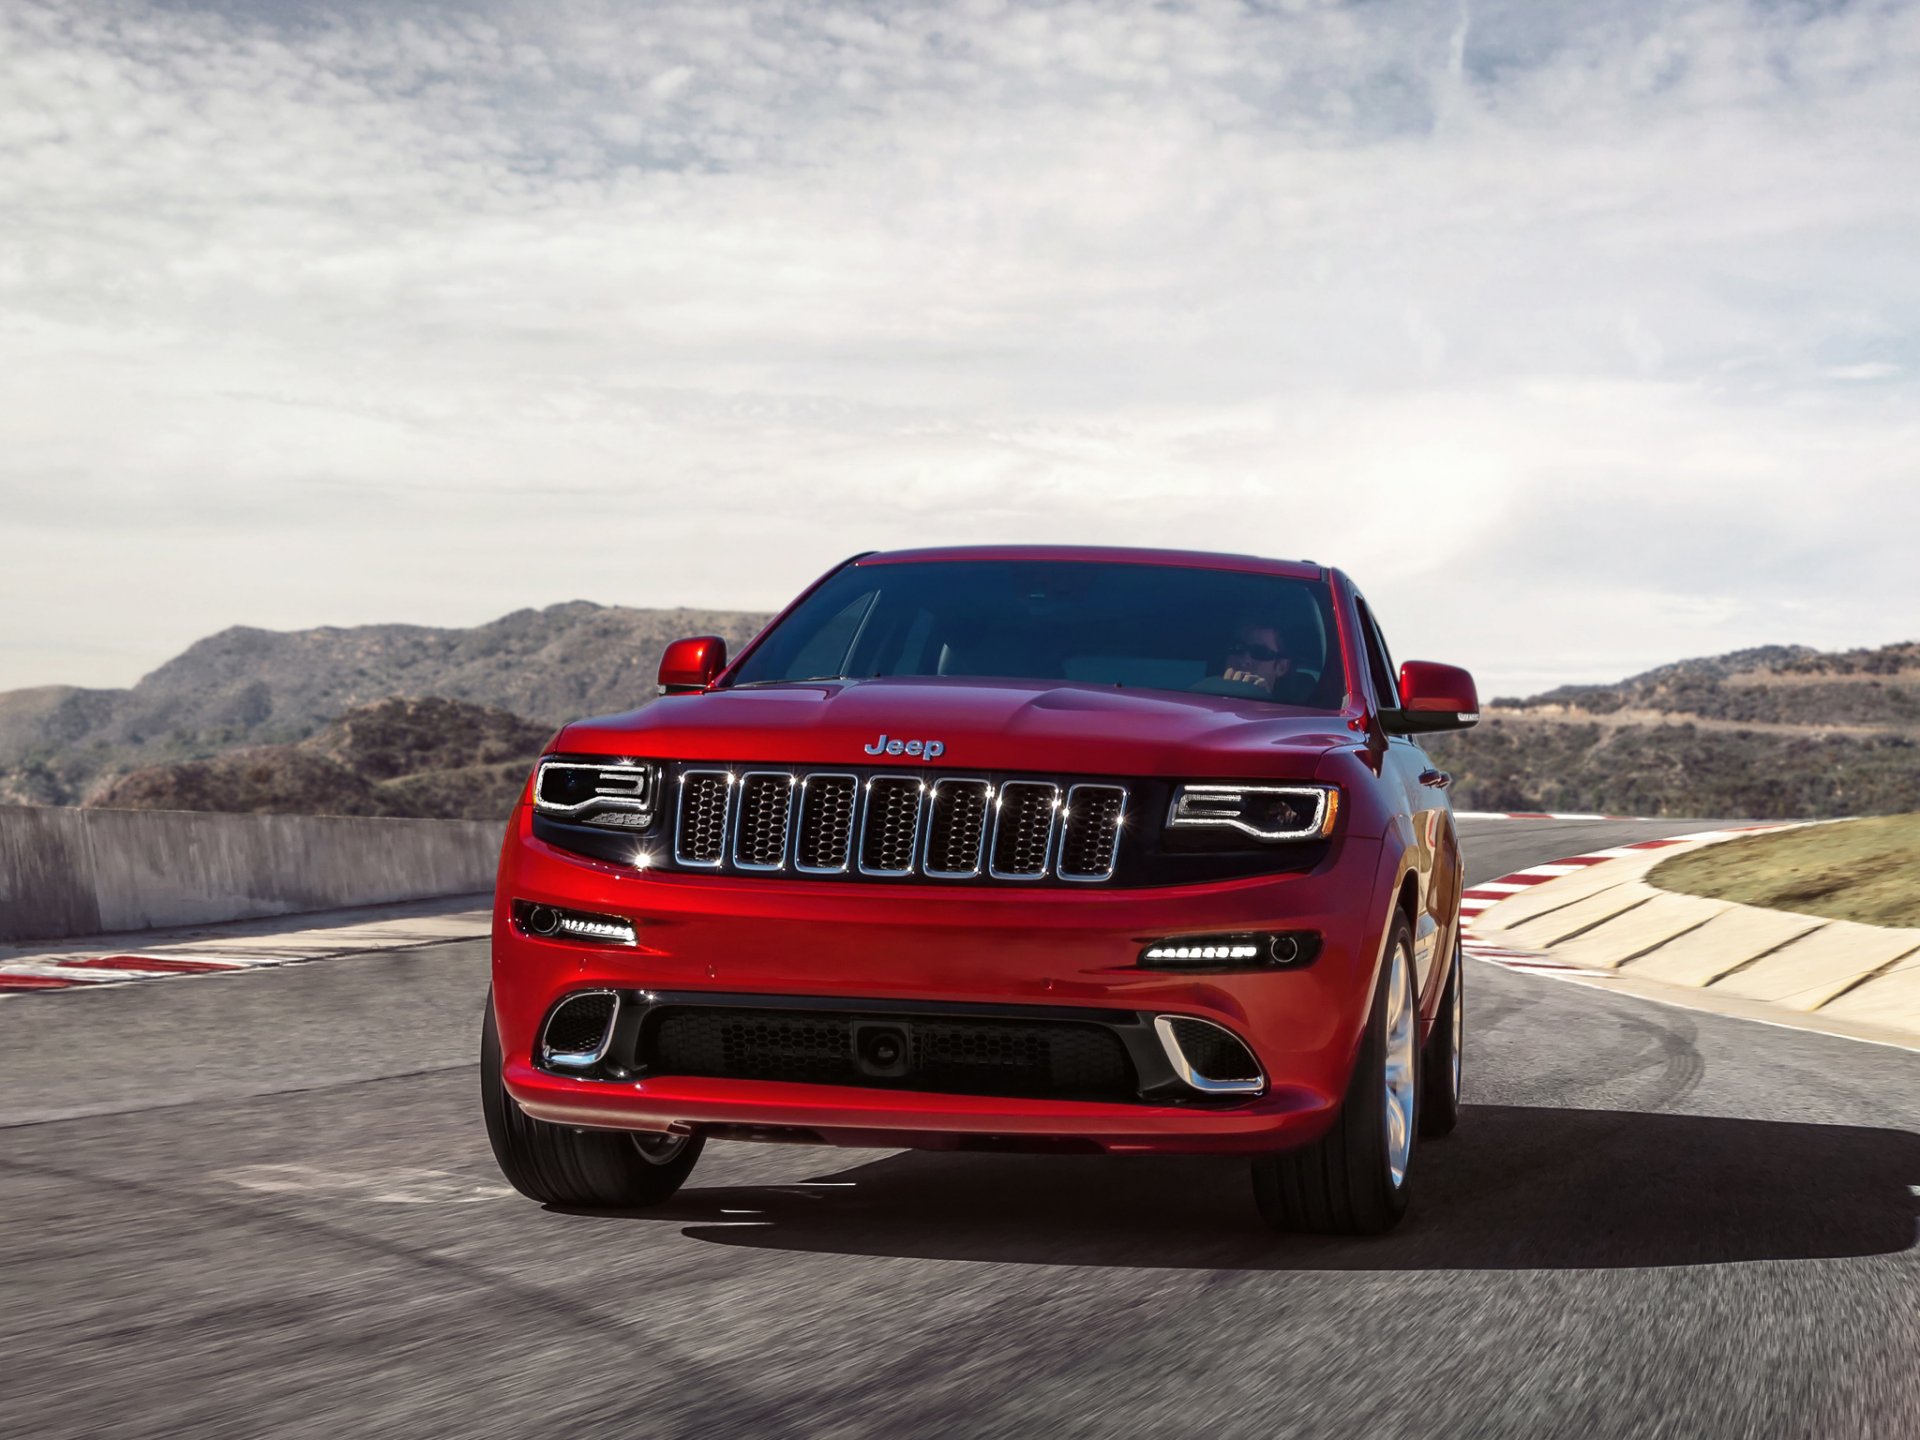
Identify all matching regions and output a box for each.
[727,560,1347,710]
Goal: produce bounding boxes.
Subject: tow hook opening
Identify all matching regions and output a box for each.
[852,1021,913,1079]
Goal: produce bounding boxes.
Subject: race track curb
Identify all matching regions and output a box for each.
[0,898,491,995]
[1463,828,1920,1051]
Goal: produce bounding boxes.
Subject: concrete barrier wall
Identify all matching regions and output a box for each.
[0,805,503,943]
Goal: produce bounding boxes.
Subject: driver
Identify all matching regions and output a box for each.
[1221,619,1293,696]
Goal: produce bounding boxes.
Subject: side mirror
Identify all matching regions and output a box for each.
[1385,660,1480,734]
[658,636,728,695]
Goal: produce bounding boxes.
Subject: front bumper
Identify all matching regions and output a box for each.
[492,807,1392,1156]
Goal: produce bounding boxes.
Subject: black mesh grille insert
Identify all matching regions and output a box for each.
[662,1012,854,1085]
[990,781,1058,877]
[543,992,616,1059]
[859,777,923,874]
[1165,1018,1261,1082]
[732,772,793,869]
[1059,785,1126,879]
[794,775,856,871]
[648,1007,1136,1101]
[923,779,991,876]
[676,772,730,865]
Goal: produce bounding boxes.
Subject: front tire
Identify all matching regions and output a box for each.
[481,993,703,1208]
[1419,931,1464,1138]
[1250,914,1419,1235]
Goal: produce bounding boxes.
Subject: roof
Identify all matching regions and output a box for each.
[854,545,1326,581]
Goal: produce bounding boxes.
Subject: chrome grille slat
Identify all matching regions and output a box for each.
[1057,783,1127,882]
[731,771,795,871]
[793,773,858,874]
[674,770,732,867]
[989,781,1060,880]
[858,775,925,876]
[922,778,992,879]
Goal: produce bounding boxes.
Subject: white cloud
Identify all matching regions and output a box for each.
[0,0,1916,695]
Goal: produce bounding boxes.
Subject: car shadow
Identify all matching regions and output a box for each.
[562,1105,1920,1270]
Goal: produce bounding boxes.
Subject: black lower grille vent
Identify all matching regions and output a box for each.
[1164,1018,1260,1082]
[542,992,617,1063]
[648,1008,1136,1101]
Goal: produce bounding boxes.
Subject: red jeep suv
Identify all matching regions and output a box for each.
[482,546,1478,1234]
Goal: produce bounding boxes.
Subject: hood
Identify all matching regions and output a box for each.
[552,677,1358,778]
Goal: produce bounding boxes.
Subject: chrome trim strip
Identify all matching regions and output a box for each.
[1056,782,1127,883]
[920,777,993,879]
[672,769,734,868]
[1152,1015,1266,1096]
[987,779,1060,880]
[793,771,860,875]
[730,770,796,872]
[541,990,621,1070]
[1166,784,1334,841]
[856,773,927,877]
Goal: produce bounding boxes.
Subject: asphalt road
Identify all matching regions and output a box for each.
[3,817,1916,1439]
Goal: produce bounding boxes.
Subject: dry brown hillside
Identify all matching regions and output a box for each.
[0,603,770,806]
[87,698,559,821]
[1424,642,1920,818]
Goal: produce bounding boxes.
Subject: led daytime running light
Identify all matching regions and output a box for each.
[1137,931,1319,969]
[1145,943,1261,962]
[515,901,638,947]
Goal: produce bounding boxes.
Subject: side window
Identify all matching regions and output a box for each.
[1356,600,1400,711]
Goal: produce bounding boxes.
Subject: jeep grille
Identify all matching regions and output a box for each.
[669,766,1128,883]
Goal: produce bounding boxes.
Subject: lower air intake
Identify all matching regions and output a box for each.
[1156,1016,1264,1094]
[541,992,618,1068]
[647,1007,1136,1102]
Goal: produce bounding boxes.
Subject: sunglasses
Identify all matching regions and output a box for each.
[1228,642,1284,663]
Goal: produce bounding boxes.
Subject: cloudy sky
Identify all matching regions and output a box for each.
[2,0,1916,698]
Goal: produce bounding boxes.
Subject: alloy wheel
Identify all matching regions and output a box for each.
[1383,940,1417,1188]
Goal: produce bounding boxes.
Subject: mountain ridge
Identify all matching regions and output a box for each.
[1423,640,1919,818]
[0,602,773,806]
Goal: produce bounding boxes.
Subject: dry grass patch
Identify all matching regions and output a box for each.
[1650,814,1920,928]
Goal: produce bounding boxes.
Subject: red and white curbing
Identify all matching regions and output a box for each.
[0,907,492,995]
[0,951,293,993]
[1461,827,1782,977]
[1460,842,1686,976]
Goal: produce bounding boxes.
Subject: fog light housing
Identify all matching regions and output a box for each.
[513,900,638,947]
[1137,931,1320,970]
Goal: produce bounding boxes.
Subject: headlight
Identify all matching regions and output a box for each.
[1166,783,1339,842]
[533,756,660,828]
